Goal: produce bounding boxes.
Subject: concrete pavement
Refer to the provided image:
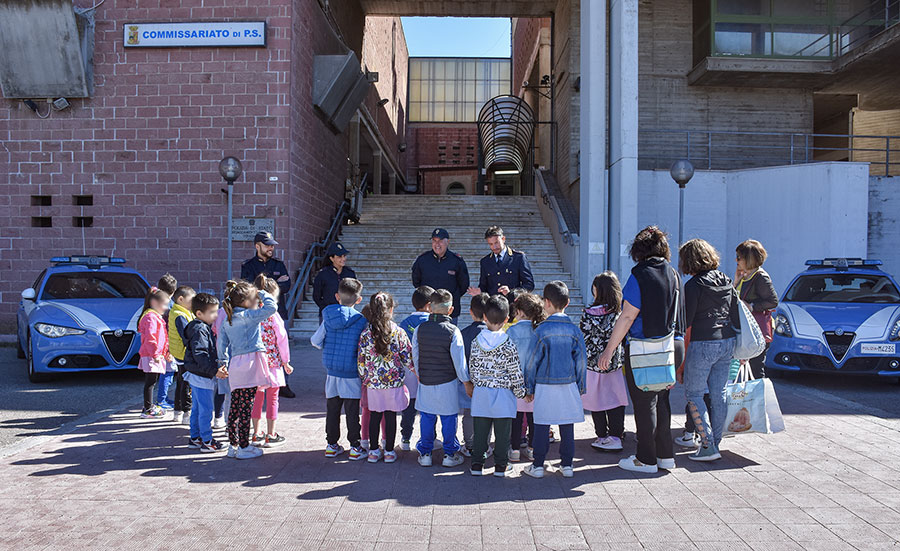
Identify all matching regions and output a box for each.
[2,344,900,550]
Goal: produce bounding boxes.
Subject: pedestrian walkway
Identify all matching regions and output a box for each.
[3,345,900,550]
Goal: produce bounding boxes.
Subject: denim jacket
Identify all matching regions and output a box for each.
[216,291,277,366]
[526,313,587,394]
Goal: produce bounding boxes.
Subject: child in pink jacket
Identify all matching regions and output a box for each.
[139,286,172,418]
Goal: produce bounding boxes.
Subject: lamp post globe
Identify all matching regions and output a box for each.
[669,159,694,248]
[219,156,243,183]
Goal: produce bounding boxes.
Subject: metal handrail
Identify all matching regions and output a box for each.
[791,0,900,58]
[536,169,577,246]
[639,129,900,176]
[284,173,367,327]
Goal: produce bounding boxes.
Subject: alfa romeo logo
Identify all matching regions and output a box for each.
[835,328,844,336]
[114,329,123,337]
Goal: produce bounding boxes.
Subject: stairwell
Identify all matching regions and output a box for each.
[291,195,583,340]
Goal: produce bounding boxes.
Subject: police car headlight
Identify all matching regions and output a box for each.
[890,318,900,341]
[774,314,793,338]
[34,323,86,338]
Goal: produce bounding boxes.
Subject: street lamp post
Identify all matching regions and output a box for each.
[669,160,694,246]
[218,156,243,283]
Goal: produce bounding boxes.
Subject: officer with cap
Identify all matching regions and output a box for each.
[411,228,470,323]
[312,242,357,317]
[241,232,292,319]
[467,225,534,297]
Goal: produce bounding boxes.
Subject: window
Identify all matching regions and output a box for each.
[785,275,900,303]
[408,58,512,122]
[41,272,149,300]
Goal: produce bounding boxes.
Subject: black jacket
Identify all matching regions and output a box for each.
[684,270,740,341]
[183,319,218,379]
[241,256,291,319]
[737,268,778,312]
[313,265,358,312]
[411,250,470,314]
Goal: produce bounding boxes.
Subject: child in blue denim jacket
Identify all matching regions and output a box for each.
[523,281,587,479]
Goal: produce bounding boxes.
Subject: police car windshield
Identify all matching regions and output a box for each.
[41,272,149,300]
[785,274,900,304]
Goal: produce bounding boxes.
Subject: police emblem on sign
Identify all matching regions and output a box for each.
[127,26,140,45]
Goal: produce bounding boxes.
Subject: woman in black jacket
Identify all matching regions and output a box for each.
[679,239,740,462]
[735,239,778,378]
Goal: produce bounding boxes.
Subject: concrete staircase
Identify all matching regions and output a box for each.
[291,195,583,340]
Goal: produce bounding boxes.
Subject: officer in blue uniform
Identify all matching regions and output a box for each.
[411,228,470,323]
[312,242,357,316]
[240,231,292,319]
[467,226,535,297]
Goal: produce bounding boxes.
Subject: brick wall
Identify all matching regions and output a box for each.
[407,123,478,193]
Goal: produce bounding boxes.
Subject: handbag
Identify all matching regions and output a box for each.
[732,294,766,360]
[753,309,774,343]
[722,362,785,437]
[628,270,679,392]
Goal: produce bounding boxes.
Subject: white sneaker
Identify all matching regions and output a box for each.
[235,446,263,460]
[523,464,544,478]
[213,416,226,429]
[618,455,658,474]
[675,430,699,448]
[657,457,676,470]
[181,411,191,425]
[494,464,514,478]
[173,411,184,424]
[591,436,623,451]
[367,448,383,463]
[226,445,237,458]
[418,453,433,467]
[524,447,534,461]
[560,466,574,478]
[442,452,465,468]
[508,449,521,462]
[400,440,411,451]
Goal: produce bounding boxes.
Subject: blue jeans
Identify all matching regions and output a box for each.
[684,338,735,449]
[156,371,175,407]
[416,412,459,456]
[533,423,575,467]
[190,387,214,442]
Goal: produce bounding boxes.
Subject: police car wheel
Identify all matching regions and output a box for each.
[26,332,51,384]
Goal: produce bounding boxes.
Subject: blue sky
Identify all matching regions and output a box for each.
[400,17,511,58]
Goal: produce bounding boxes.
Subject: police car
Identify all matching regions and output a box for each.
[766,258,900,378]
[16,256,150,382]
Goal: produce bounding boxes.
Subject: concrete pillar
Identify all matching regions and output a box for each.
[388,172,396,195]
[578,0,607,293]
[537,28,552,169]
[609,0,640,276]
[372,151,382,195]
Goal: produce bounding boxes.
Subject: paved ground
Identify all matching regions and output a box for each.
[3,344,900,550]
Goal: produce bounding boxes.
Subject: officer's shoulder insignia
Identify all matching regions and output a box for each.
[453,252,464,260]
[242,258,252,265]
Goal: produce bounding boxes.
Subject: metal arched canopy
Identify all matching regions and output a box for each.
[477,95,534,173]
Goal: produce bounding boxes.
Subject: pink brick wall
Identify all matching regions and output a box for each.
[407,123,478,193]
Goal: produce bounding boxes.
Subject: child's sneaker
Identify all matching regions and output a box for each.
[226,444,238,458]
[494,464,514,478]
[187,437,203,449]
[251,433,266,447]
[591,436,623,452]
[523,464,545,478]
[470,464,484,476]
[560,466,575,478]
[348,446,367,461]
[442,452,465,468]
[200,439,225,453]
[158,402,174,411]
[264,434,286,448]
[213,416,226,429]
[524,447,535,461]
[384,450,398,463]
[400,439,411,451]
[417,453,433,467]
[508,449,521,462]
[325,444,345,458]
[367,448,383,463]
[172,411,184,424]
[236,446,263,460]
[140,407,165,419]
[181,411,191,425]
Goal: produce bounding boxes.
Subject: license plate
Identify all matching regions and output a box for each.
[861,343,896,355]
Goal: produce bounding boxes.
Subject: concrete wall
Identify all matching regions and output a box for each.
[637,162,870,295]
[868,176,900,278]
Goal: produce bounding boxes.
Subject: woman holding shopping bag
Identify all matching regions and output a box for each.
[679,239,741,462]
[734,240,778,379]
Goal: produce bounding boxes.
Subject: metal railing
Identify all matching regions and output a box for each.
[639,129,900,176]
[794,0,900,58]
[536,169,577,246]
[284,174,367,328]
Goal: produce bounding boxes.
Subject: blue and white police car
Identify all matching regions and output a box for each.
[16,256,150,382]
[766,258,900,378]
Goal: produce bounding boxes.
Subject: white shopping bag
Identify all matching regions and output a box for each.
[733,297,766,360]
[722,362,785,437]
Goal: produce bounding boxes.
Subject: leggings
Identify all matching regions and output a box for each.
[368,411,398,452]
[227,387,257,448]
[251,387,279,420]
[511,411,534,449]
[359,388,385,442]
[174,367,192,412]
[143,373,159,411]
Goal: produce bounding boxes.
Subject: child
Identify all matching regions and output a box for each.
[358,292,412,463]
[155,274,178,410]
[250,276,294,448]
[501,288,526,331]
[411,289,470,468]
[182,292,226,452]
[398,285,434,450]
[218,281,279,460]
[505,292,546,462]
[459,292,489,457]
[168,285,196,424]
[523,281,587,479]
[311,278,368,460]
[580,272,629,452]
[465,295,526,477]
[138,286,171,419]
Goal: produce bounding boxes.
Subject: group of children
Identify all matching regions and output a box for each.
[313,271,631,478]
[138,273,292,459]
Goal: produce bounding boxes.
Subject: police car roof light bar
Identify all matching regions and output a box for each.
[51,256,127,266]
[805,258,882,271]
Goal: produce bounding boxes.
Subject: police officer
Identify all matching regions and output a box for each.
[312,242,357,317]
[411,228,470,323]
[240,231,295,398]
[467,225,534,297]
